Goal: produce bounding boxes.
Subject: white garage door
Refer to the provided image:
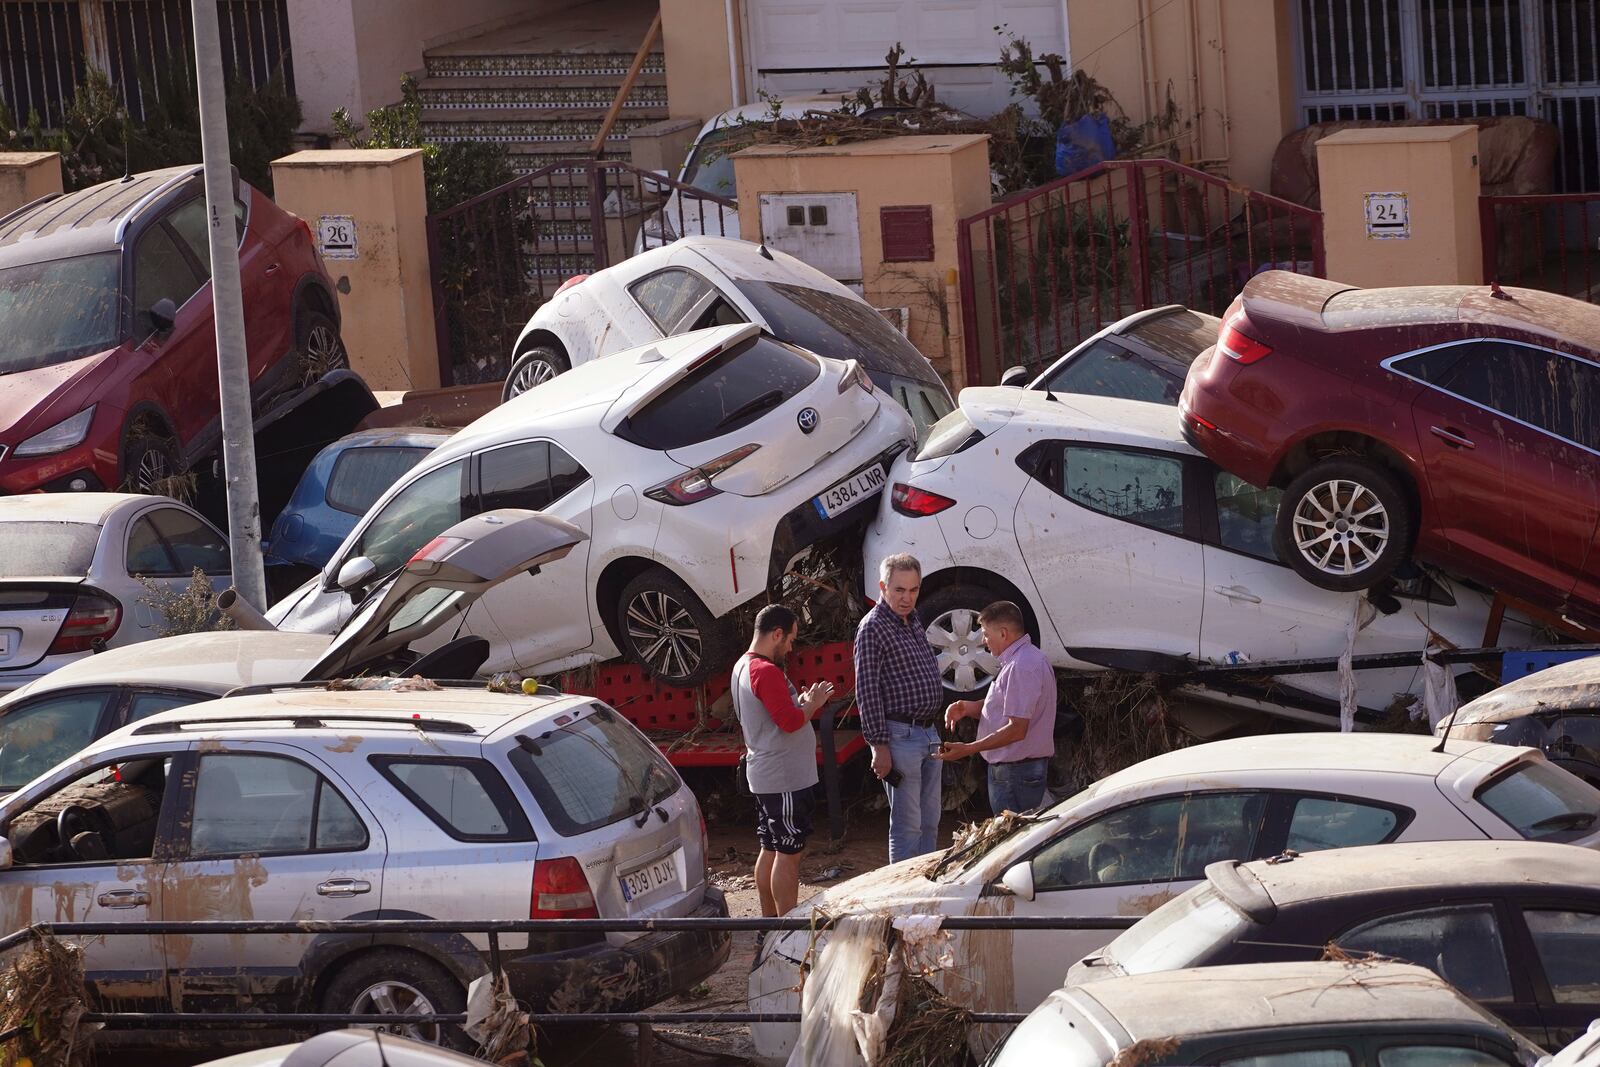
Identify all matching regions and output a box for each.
[744,0,1068,117]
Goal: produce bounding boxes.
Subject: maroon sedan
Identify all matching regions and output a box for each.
[1179,271,1599,629]
[0,165,345,495]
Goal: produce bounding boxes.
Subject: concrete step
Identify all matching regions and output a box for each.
[421,113,664,144]
[415,75,667,111]
[425,52,665,80]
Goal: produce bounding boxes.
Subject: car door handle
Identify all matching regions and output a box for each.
[97,890,150,909]
[1429,425,1476,449]
[264,262,281,275]
[1212,585,1262,604]
[316,878,372,898]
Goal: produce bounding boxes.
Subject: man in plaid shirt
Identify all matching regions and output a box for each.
[854,552,946,862]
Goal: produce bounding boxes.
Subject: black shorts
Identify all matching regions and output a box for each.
[754,787,815,855]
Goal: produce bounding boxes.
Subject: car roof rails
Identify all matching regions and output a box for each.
[218,678,565,700]
[131,714,478,736]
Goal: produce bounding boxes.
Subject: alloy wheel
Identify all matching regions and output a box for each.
[302,323,348,385]
[350,979,441,1044]
[134,448,172,493]
[626,589,704,681]
[927,607,1001,693]
[1291,478,1390,577]
[508,357,560,396]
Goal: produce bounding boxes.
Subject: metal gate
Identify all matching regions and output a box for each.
[1295,0,1600,189]
[426,158,737,387]
[0,0,292,128]
[955,158,1323,387]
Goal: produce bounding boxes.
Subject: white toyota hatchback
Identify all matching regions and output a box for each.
[271,324,914,686]
[749,733,1600,1065]
[864,388,1531,720]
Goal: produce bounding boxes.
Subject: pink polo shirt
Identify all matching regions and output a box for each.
[978,635,1058,764]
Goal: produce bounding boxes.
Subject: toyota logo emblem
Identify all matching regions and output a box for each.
[797,407,820,434]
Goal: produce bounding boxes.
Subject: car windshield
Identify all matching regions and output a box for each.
[0,522,100,577]
[729,278,947,388]
[617,334,821,450]
[506,704,679,836]
[1477,759,1600,842]
[681,125,755,197]
[0,253,122,373]
[1103,883,1251,974]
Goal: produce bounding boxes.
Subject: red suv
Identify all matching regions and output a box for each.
[0,165,345,495]
[1180,271,1600,629]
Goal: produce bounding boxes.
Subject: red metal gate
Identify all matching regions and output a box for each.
[956,159,1325,386]
[1481,191,1600,300]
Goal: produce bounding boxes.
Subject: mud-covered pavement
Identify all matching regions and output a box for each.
[117,806,940,1066]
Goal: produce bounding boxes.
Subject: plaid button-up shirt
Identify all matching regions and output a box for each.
[853,599,944,746]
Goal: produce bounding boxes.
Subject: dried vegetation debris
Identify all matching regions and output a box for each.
[0,927,99,1067]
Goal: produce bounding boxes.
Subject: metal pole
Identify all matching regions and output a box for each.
[191,0,267,610]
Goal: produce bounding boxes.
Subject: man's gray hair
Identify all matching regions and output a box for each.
[879,553,922,584]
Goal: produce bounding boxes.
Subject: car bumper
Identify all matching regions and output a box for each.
[505,888,732,1013]
[767,442,910,587]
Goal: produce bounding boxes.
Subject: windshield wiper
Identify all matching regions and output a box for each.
[1532,811,1597,832]
[715,389,784,430]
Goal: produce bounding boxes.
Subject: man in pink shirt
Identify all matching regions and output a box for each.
[935,600,1057,814]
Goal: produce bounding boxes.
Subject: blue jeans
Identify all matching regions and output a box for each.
[987,757,1048,816]
[883,720,942,863]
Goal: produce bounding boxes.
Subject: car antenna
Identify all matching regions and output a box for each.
[119,80,133,183]
[1489,281,1511,300]
[373,1030,393,1067]
[758,243,774,260]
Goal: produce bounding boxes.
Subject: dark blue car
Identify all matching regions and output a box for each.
[265,427,448,597]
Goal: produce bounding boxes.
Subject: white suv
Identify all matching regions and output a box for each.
[272,323,914,686]
[0,685,727,1050]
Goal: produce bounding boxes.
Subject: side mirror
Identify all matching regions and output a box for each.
[999,860,1035,901]
[998,365,1031,388]
[335,556,377,592]
[148,297,177,334]
[0,836,14,871]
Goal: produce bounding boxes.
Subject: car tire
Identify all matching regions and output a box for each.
[297,308,349,387]
[502,345,570,402]
[1274,457,1412,592]
[617,568,734,687]
[917,583,1006,701]
[122,428,182,495]
[320,949,472,1052]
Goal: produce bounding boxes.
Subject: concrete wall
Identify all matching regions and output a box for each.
[270,149,440,391]
[288,0,587,134]
[732,135,992,389]
[661,0,741,122]
[1317,126,1483,287]
[0,153,61,216]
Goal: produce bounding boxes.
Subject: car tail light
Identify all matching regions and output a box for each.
[555,274,589,296]
[407,535,467,574]
[47,593,121,656]
[891,483,956,517]
[531,856,599,918]
[838,360,874,394]
[1218,315,1272,364]
[645,444,761,505]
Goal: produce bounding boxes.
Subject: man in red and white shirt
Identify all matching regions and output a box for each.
[733,605,834,917]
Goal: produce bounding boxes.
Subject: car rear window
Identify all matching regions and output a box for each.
[0,522,100,577]
[327,446,433,516]
[1105,883,1251,975]
[372,756,533,842]
[507,704,680,836]
[1123,309,1220,365]
[729,278,943,385]
[616,334,820,450]
[1477,758,1600,842]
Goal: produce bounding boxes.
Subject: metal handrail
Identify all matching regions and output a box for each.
[590,11,664,156]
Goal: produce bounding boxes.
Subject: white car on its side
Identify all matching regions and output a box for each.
[504,236,953,442]
[749,733,1600,1065]
[863,388,1532,721]
[0,492,232,692]
[271,323,915,686]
